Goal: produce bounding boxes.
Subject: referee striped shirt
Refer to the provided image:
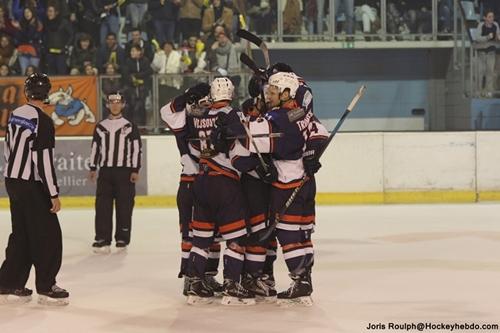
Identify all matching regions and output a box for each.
[90,116,142,172]
[3,103,59,198]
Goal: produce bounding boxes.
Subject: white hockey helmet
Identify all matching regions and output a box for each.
[210,77,234,102]
[268,72,299,99]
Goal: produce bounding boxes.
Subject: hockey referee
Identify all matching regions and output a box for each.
[0,73,69,305]
[89,92,142,254]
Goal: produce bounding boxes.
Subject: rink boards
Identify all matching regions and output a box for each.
[2,131,500,207]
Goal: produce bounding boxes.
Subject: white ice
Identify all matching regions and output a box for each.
[0,204,499,333]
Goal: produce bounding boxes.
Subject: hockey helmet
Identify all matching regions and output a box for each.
[24,73,51,101]
[268,72,299,99]
[210,77,234,102]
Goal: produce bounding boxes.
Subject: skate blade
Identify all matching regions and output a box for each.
[277,296,313,307]
[0,294,32,305]
[256,295,277,304]
[38,296,69,306]
[186,295,214,305]
[114,247,128,254]
[221,296,256,306]
[92,246,111,255]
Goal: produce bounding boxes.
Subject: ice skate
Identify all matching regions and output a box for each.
[92,240,111,254]
[221,279,256,306]
[277,273,313,307]
[242,273,277,303]
[0,287,33,305]
[204,274,224,297]
[38,285,69,306]
[186,277,214,305]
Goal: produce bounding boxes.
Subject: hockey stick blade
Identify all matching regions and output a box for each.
[237,30,271,68]
[259,85,367,243]
[240,53,261,75]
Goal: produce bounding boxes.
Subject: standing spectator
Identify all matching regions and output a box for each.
[226,0,245,38]
[247,0,275,36]
[0,63,9,75]
[99,1,121,47]
[179,0,203,41]
[122,45,153,126]
[0,4,17,37]
[180,36,207,74]
[354,0,380,37]
[148,0,181,46]
[151,40,183,108]
[282,0,302,41]
[439,0,453,33]
[126,0,148,30]
[305,0,317,35]
[404,0,432,35]
[202,0,233,35]
[12,6,43,75]
[76,0,100,47]
[97,32,125,73]
[476,10,500,97]
[125,28,154,63]
[44,4,73,75]
[0,34,18,70]
[334,0,354,37]
[69,33,97,75]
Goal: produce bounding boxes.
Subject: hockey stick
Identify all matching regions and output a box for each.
[238,114,269,173]
[240,53,263,77]
[187,133,284,142]
[237,29,270,68]
[259,85,367,243]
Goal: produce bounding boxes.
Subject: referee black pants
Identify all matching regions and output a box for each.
[0,179,62,293]
[95,168,136,245]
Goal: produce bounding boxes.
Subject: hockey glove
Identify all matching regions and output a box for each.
[210,126,230,154]
[255,155,278,184]
[303,150,322,176]
[184,83,211,105]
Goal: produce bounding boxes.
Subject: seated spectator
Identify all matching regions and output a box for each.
[202,0,233,36]
[209,31,246,97]
[83,63,97,75]
[12,6,43,75]
[148,0,181,45]
[24,64,36,75]
[204,23,227,51]
[101,62,122,98]
[12,0,46,21]
[475,9,500,97]
[125,28,154,63]
[126,0,148,30]
[0,63,10,76]
[151,40,183,107]
[180,36,207,74]
[0,34,18,70]
[44,3,73,75]
[70,33,97,75]
[179,0,203,41]
[97,32,125,73]
[122,45,153,126]
[0,4,17,37]
[99,1,120,47]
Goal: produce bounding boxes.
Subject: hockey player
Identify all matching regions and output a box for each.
[227,97,278,302]
[160,83,223,296]
[89,92,142,254]
[0,73,69,305]
[184,77,255,305]
[246,72,328,306]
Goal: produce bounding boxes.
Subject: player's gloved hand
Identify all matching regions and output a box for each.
[184,83,211,105]
[255,155,278,183]
[210,126,230,154]
[303,150,322,176]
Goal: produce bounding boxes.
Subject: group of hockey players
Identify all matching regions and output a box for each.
[161,62,329,306]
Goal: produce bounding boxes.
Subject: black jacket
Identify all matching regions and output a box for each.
[44,16,73,53]
[122,56,153,88]
[148,0,180,21]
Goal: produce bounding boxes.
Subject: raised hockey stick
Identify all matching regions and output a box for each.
[187,133,284,142]
[259,85,367,243]
[237,29,270,68]
[238,114,269,173]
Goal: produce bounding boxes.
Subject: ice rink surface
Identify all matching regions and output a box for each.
[0,204,499,333]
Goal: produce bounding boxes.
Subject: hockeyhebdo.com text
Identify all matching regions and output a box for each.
[366,322,499,331]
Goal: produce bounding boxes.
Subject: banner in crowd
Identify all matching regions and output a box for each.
[0,138,148,197]
[0,76,98,137]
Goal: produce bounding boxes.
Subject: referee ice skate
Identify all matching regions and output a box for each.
[0,73,69,306]
[89,92,142,254]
